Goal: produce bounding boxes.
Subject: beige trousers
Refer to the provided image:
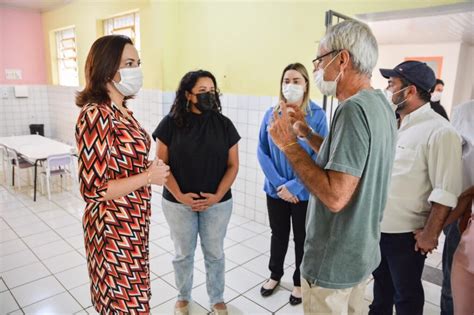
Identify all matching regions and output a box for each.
[301,278,368,315]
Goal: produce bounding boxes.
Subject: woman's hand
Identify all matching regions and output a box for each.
[277,185,299,204]
[147,159,170,186]
[191,192,222,212]
[177,192,202,207]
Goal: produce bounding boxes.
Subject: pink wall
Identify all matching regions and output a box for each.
[0,7,47,84]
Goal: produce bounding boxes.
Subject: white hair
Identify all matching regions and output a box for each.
[320,20,378,76]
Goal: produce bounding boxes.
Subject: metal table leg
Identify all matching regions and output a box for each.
[34,160,38,202]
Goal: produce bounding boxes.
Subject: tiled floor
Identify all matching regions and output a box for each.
[0,181,444,314]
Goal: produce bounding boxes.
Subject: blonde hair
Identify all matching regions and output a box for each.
[276,63,310,113]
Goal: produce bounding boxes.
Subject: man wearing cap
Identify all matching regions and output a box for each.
[369,61,463,315]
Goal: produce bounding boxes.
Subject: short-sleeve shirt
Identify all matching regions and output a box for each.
[301,89,397,289]
[152,111,240,203]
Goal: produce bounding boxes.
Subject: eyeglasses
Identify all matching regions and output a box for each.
[312,50,341,67]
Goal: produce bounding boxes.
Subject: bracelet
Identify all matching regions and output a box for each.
[281,142,298,151]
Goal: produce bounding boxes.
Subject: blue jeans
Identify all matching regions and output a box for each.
[441,221,461,315]
[369,232,427,315]
[162,198,232,306]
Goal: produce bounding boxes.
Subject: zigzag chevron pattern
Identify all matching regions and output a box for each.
[76,103,152,314]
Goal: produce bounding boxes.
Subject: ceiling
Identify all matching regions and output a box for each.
[356,2,474,45]
[0,0,72,12]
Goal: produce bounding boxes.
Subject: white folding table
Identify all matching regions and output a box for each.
[0,135,75,201]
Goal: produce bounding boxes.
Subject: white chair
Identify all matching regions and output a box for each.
[40,154,77,200]
[0,145,8,185]
[6,147,35,189]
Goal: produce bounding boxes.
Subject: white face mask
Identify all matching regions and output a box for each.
[391,86,410,110]
[113,67,143,96]
[282,83,305,104]
[431,91,442,102]
[313,52,342,97]
[382,89,397,112]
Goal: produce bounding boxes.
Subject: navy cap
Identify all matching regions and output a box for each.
[379,60,436,92]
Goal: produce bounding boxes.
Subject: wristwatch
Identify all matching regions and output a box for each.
[297,126,314,141]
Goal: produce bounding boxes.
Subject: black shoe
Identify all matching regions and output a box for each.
[289,294,302,305]
[260,280,280,297]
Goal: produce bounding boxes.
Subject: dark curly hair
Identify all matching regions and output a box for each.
[170,70,222,128]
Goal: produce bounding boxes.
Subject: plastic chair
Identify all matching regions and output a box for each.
[40,154,77,200]
[6,147,35,189]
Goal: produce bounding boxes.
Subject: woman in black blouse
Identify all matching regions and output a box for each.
[153,70,240,315]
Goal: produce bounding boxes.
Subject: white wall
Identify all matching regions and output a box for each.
[373,42,462,117]
[0,84,281,225]
[452,44,474,108]
[0,85,52,138]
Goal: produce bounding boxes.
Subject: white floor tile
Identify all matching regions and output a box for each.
[149,278,177,308]
[31,239,75,260]
[46,214,80,229]
[241,234,270,254]
[151,299,208,315]
[0,228,19,243]
[65,234,85,250]
[84,306,98,315]
[241,255,271,278]
[149,241,169,258]
[69,283,92,309]
[149,224,170,241]
[42,250,85,274]
[0,238,28,256]
[22,230,61,248]
[0,291,20,313]
[276,300,304,314]
[11,276,64,307]
[13,221,51,238]
[0,279,7,292]
[55,264,89,290]
[228,215,251,227]
[55,223,83,238]
[149,252,174,276]
[155,235,175,252]
[22,291,83,314]
[226,295,271,314]
[4,214,42,229]
[243,284,290,313]
[225,266,265,294]
[226,226,257,243]
[240,221,270,234]
[0,249,39,273]
[2,261,51,288]
[225,244,261,265]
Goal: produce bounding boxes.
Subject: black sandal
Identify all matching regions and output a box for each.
[289,294,302,305]
[260,279,280,297]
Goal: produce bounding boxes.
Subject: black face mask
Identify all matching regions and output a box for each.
[195,92,216,112]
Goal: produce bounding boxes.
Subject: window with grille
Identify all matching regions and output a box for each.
[55,27,79,86]
[103,12,140,52]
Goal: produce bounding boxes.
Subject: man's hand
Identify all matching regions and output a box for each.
[286,104,311,138]
[277,185,299,204]
[269,101,298,150]
[413,229,438,255]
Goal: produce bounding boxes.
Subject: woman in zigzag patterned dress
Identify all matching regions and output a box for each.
[75,35,169,314]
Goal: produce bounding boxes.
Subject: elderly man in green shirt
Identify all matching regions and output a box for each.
[269,20,397,314]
